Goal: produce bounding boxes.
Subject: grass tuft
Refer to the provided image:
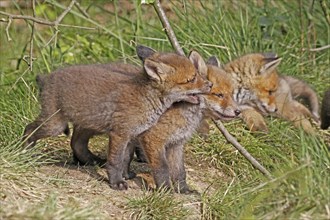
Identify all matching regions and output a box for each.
[126,187,189,219]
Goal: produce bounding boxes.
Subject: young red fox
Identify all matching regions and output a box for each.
[219,53,318,134]
[23,45,212,190]
[130,56,240,193]
[70,55,240,193]
[221,53,281,132]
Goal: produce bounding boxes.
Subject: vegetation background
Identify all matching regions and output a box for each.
[0,0,329,219]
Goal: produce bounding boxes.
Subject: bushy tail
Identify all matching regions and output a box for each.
[36,74,70,136]
[282,75,320,122]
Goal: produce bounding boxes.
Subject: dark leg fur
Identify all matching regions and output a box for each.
[150,149,172,191]
[134,144,148,163]
[106,132,130,190]
[123,140,137,180]
[166,144,193,194]
[70,126,106,166]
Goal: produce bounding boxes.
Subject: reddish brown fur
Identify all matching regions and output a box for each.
[133,61,239,193]
[23,46,212,190]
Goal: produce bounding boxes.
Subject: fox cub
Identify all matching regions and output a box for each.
[71,54,240,193]
[221,53,280,132]
[129,56,240,193]
[221,53,318,134]
[23,45,212,190]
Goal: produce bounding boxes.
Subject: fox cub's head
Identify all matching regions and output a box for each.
[225,53,281,113]
[203,56,240,121]
[137,45,212,104]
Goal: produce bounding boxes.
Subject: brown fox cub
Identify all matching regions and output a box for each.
[222,53,318,133]
[72,55,240,193]
[132,56,240,193]
[23,45,212,190]
[221,53,281,132]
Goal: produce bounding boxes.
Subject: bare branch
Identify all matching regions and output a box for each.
[212,119,273,179]
[0,0,76,27]
[153,1,273,178]
[153,0,185,56]
[307,44,330,52]
[74,1,90,18]
[29,0,36,71]
[5,17,12,41]
[54,0,76,26]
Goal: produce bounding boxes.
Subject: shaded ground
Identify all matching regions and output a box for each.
[1,134,229,219]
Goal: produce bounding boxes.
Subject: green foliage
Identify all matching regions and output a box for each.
[0,0,329,219]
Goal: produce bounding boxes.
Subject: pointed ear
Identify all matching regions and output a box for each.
[188,50,207,76]
[136,45,157,62]
[144,58,174,82]
[260,57,282,75]
[206,56,221,67]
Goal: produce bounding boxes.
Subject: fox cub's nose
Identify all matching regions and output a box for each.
[206,80,213,89]
[234,109,241,116]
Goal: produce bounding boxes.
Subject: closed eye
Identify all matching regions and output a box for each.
[186,74,197,83]
[213,93,224,98]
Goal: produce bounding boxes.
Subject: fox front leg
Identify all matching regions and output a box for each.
[106,132,130,190]
[240,108,269,133]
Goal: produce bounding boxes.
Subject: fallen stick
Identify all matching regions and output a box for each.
[153,0,272,179]
[212,119,272,178]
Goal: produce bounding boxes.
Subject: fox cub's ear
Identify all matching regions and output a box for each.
[188,50,207,76]
[144,59,174,82]
[206,56,221,67]
[260,56,282,75]
[136,45,157,62]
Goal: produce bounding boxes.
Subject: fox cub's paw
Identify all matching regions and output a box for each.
[110,180,128,190]
[248,120,269,133]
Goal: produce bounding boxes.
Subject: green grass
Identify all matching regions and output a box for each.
[0,0,329,219]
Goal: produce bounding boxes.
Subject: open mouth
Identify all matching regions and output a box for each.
[183,94,200,104]
[213,111,236,121]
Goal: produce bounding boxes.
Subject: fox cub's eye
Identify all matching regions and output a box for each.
[213,93,224,98]
[186,75,196,83]
[268,90,273,95]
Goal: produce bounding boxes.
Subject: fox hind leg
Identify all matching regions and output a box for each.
[70,126,106,166]
[166,144,194,194]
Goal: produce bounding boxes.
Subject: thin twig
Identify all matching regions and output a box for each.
[153,0,185,56]
[0,0,76,27]
[307,44,330,52]
[5,17,12,41]
[212,119,272,179]
[29,0,36,71]
[74,1,90,18]
[153,0,272,178]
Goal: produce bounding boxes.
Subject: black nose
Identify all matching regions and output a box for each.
[234,109,241,116]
